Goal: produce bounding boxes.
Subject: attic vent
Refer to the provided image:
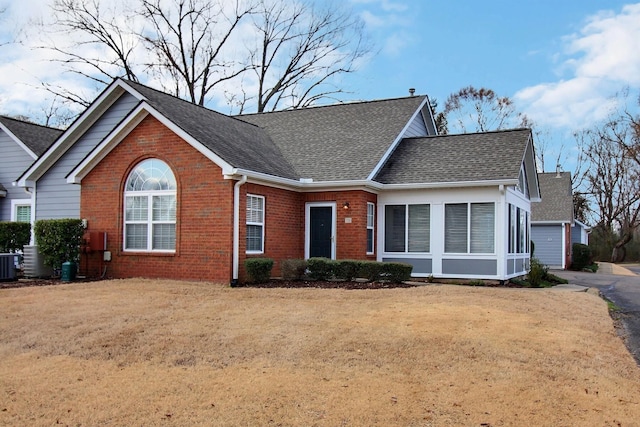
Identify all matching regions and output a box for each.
[409,88,416,96]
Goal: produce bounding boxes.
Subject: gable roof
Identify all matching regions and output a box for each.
[122,81,297,180]
[531,171,574,223]
[374,129,533,185]
[237,96,428,181]
[0,115,62,158]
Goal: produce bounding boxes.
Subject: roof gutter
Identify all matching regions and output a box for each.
[231,175,248,287]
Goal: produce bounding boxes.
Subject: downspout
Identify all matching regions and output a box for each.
[231,175,248,287]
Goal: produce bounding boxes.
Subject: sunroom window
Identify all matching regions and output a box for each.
[445,202,495,254]
[384,204,430,253]
[124,159,177,252]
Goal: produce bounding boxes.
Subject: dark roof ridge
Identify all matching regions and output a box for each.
[0,115,63,131]
[237,94,428,118]
[120,78,264,130]
[401,127,531,140]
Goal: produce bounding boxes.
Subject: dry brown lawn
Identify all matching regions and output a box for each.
[1,279,639,426]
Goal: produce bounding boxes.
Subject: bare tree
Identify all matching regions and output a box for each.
[580,112,640,262]
[38,0,140,107]
[443,86,530,134]
[140,0,256,106]
[35,0,372,114]
[246,0,371,112]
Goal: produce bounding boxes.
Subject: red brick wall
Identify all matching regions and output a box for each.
[80,115,379,283]
[80,115,235,282]
[303,190,377,260]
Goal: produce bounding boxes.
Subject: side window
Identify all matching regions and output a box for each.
[123,159,177,252]
[246,194,265,253]
[366,202,375,254]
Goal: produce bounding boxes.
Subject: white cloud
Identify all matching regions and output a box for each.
[516,3,640,130]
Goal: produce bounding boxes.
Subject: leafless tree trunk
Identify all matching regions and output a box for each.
[233,0,371,112]
[140,0,256,106]
[580,103,640,262]
[443,86,531,134]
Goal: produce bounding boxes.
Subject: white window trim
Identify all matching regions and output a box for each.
[383,203,431,255]
[11,199,32,223]
[246,194,265,254]
[123,190,177,253]
[366,202,375,255]
[444,202,496,255]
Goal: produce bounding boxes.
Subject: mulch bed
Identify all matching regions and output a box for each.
[242,280,419,289]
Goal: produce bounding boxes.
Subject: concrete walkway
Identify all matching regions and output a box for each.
[596,262,637,276]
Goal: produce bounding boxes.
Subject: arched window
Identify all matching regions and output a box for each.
[123,159,177,251]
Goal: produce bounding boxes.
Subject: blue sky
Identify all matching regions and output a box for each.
[1,0,639,172]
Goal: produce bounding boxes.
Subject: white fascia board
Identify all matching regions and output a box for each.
[366,96,430,181]
[67,106,149,183]
[378,179,516,190]
[0,123,38,159]
[17,82,127,187]
[424,94,438,135]
[225,168,381,193]
[573,219,591,229]
[68,102,235,183]
[531,220,571,225]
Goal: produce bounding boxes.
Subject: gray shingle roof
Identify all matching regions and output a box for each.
[123,80,298,179]
[374,129,532,184]
[531,172,573,222]
[0,115,62,157]
[237,96,427,181]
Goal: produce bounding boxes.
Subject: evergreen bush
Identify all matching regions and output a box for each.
[244,258,274,283]
[571,243,593,271]
[33,219,84,270]
[0,222,31,253]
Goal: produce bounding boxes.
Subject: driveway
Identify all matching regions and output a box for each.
[553,263,640,365]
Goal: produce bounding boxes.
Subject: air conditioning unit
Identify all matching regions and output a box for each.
[23,245,54,278]
[0,253,16,280]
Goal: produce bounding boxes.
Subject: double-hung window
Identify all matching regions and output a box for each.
[384,204,430,253]
[11,200,32,223]
[366,202,375,254]
[445,202,495,253]
[124,159,177,252]
[246,194,264,253]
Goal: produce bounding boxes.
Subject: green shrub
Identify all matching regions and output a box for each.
[527,257,548,288]
[358,260,383,282]
[334,260,362,281]
[0,222,31,253]
[380,262,413,283]
[306,257,336,280]
[571,243,593,271]
[34,219,84,270]
[244,258,274,283]
[584,263,599,273]
[281,259,307,280]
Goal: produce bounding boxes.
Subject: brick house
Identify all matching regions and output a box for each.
[20,79,540,283]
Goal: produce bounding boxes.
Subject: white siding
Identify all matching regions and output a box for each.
[0,132,34,221]
[35,93,139,220]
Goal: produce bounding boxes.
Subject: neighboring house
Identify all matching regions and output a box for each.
[531,171,575,269]
[572,220,590,246]
[19,78,540,283]
[0,116,62,224]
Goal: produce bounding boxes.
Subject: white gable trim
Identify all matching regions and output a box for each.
[17,80,130,187]
[366,96,430,181]
[67,102,235,183]
[0,122,38,159]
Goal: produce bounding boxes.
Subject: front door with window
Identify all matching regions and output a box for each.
[306,204,335,259]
